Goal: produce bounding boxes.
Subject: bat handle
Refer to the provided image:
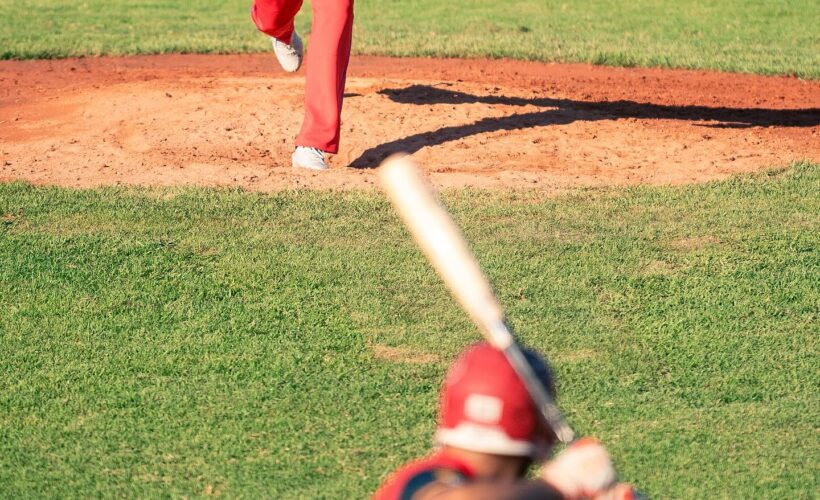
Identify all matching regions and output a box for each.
[500,327,576,444]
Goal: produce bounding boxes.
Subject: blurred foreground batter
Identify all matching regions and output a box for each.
[375,343,636,499]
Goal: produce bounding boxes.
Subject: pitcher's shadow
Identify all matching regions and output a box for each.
[348,84,820,168]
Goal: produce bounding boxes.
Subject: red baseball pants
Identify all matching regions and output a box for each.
[251,0,354,154]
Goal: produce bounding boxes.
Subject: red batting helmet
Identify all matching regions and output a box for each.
[435,343,557,458]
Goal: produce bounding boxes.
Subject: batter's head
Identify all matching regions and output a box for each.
[435,343,557,459]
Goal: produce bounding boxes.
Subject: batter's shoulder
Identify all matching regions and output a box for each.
[374,453,473,500]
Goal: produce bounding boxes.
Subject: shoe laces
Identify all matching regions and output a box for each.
[302,147,324,159]
[274,39,298,56]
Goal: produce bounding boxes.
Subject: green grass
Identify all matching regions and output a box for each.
[0,0,818,77]
[1,163,818,498]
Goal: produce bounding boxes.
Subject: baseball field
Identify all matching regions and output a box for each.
[1,1,818,498]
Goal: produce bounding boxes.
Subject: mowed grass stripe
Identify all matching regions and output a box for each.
[0,0,818,77]
[1,163,818,497]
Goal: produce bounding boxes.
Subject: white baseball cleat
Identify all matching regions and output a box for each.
[272,32,303,73]
[292,146,329,170]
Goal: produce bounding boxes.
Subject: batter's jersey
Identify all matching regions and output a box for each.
[374,451,476,500]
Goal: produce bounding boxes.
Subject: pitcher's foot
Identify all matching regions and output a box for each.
[292,147,329,170]
[272,32,303,73]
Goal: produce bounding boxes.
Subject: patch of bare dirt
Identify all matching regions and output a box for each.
[371,344,440,365]
[668,236,722,252]
[0,54,818,191]
[553,349,600,363]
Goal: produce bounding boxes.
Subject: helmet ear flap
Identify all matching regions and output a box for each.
[522,347,557,400]
[522,347,561,448]
[529,434,557,462]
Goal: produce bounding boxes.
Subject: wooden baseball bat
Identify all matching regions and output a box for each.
[377,153,575,444]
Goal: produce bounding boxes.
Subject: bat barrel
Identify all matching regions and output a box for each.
[378,153,575,444]
[378,154,509,347]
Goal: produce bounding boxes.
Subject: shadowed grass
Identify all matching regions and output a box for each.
[1,163,818,497]
[0,0,818,77]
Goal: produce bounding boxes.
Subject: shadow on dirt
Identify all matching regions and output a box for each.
[348,84,820,168]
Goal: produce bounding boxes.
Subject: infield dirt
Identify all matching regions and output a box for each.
[1,54,817,191]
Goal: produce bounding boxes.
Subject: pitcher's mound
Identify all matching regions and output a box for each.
[1,54,818,191]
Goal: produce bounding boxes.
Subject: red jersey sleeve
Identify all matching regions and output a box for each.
[374,452,475,500]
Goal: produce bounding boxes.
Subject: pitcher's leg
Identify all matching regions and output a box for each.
[250,0,303,44]
[294,0,354,154]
